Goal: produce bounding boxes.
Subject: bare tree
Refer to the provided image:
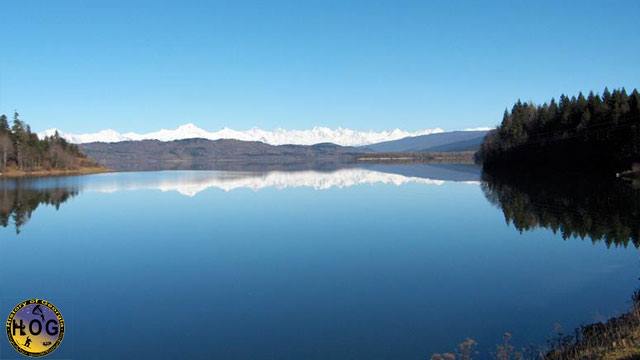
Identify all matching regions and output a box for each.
[0,134,13,171]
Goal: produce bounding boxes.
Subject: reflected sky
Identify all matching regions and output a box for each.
[0,165,481,233]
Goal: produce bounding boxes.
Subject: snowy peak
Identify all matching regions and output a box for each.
[38,124,446,147]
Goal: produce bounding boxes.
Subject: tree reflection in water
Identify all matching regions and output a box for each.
[481,169,640,248]
[479,169,640,359]
[0,180,78,234]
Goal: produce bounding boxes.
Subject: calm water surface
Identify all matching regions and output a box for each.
[0,165,638,359]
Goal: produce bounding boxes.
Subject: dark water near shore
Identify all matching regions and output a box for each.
[0,165,638,359]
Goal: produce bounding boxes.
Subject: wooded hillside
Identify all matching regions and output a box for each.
[477,88,640,172]
[0,112,97,174]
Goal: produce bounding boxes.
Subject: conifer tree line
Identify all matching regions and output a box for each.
[0,112,87,172]
[477,88,640,171]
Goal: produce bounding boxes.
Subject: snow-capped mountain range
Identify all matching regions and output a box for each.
[38,123,456,147]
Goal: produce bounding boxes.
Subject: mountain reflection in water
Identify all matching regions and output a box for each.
[0,164,479,232]
[2,164,639,358]
[4,164,638,248]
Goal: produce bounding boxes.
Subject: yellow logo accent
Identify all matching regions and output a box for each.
[5,299,65,357]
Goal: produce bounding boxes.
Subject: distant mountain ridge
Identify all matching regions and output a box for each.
[80,130,489,171]
[360,130,489,152]
[80,138,365,171]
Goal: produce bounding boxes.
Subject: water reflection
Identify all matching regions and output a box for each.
[482,169,640,247]
[5,165,639,247]
[84,167,480,196]
[2,165,638,358]
[0,180,78,233]
[0,164,479,232]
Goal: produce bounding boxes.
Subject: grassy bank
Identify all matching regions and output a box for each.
[0,166,109,178]
[545,291,640,360]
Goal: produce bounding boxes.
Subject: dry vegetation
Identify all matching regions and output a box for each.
[0,112,107,177]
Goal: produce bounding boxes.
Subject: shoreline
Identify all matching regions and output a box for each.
[355,151,476,164]
[0,156,478,179]
[0,166,110,178]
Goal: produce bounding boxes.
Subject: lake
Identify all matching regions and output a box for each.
[1,165,638,359]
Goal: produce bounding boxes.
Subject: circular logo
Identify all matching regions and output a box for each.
[5,299,65,357]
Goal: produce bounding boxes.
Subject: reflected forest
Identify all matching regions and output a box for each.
[482,169,640,248]
[0,182,77,233]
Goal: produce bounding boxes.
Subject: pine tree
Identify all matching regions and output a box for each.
[11,112,27,169]
[0,112,88,172]
[479,87,639,171]
[0,115,9,133]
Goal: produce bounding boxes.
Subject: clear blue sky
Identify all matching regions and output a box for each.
[1,0,638,133]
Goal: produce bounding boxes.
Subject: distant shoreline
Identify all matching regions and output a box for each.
[0,148,477,179]
[0,154,478,178]
[355,151,475,164]
[0,166,109,178]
